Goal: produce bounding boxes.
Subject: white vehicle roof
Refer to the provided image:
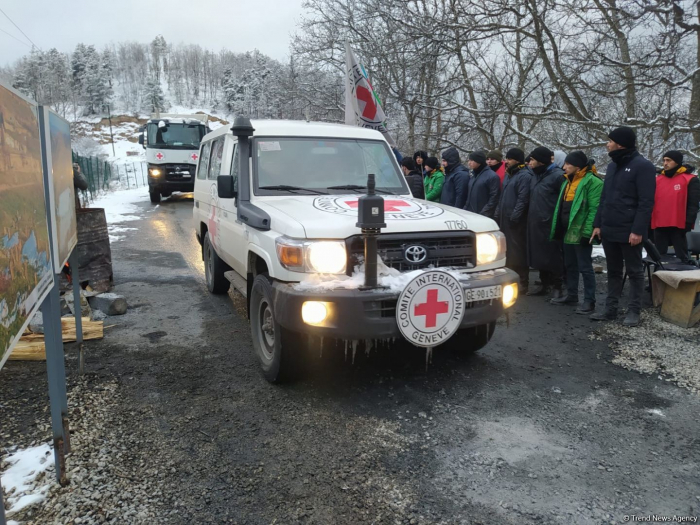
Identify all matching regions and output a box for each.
[201,120,387,143]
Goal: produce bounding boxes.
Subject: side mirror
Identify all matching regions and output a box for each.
[218,175,237,199]
[138,133,144,147]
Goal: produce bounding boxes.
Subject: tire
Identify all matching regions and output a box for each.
[203,232,230,295]
[444,321,496,356]
[249,275,294,383]
[149,189,161,204]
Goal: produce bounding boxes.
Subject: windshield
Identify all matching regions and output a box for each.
[253,137,408,195]
[147,122,206,149]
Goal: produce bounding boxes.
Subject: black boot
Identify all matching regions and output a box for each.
[590,308,617,321]
[623,310,641,327]
[576,301,595,314]
[550,295,578,305]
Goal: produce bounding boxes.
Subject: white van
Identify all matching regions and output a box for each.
[193,118,518,382]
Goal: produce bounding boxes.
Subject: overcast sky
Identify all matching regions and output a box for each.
[0,0,307,66]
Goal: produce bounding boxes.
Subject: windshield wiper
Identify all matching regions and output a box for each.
[326,184,396,195]
[258,185,328,195]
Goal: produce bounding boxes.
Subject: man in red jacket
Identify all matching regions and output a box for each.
[651,150,700,264]
[487,150,506,188]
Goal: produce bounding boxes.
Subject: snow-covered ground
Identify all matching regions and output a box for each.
[90,187,149,242]
[1,443,53,518]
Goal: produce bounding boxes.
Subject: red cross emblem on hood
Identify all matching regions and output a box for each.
[191,153,199,161]
[156,152,164,160]
[344,199,411,212]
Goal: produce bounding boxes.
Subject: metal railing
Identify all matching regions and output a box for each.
[71,152,149,203]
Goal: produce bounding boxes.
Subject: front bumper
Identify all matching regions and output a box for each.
[271,268,519,340]
[148,176,194,192]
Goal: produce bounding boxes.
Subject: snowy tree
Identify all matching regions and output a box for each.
[150,35,168,81]
[142,75,167,113]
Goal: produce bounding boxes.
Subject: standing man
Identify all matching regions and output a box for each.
[440,147,470,209]
[423,157,445,202]
[465,150,501,219]
[487,150,507,187]
[526,146,566,297]
[549,152,603,314]
[651,150,700,264]
[400,158,426,199]
[496,148,532,290]
[591,126,656,327]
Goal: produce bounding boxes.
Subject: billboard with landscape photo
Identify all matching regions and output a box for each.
[46,109,77,272]
[0,83,53,370]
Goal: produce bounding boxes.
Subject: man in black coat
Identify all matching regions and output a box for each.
[465,150,501,219]
[496,148,532,288]
[413,150,428,177]
[591,126,656,327]
[400,158,425,199]
[526,146,566,297]
[440,147,470,209]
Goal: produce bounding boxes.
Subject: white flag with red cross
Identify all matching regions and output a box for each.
[344,43,396,148]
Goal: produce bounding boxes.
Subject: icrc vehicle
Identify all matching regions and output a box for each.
[193,118,519,382]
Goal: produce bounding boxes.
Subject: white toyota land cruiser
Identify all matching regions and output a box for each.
[193,117,519,382]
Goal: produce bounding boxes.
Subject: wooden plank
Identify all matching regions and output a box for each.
[8,318,104,361]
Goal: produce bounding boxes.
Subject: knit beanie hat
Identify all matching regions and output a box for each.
[505,148,525,163]
[528,146,553,165]
[486,150,503,162]
[564,150,588,169]
[608,126,636,149]
[424,156,440,170]
[468,150,486,165]
[663,150,683,166]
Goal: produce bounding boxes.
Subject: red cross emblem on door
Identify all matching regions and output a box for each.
[191,153,199,161]
[345,199,411,212]
[156,152,164,160]
[414,289,449,328]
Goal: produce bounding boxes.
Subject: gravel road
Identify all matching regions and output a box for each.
[2,193,699,524]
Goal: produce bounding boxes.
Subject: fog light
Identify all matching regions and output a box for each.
[302,301,328,325]
[502,284,518,308]
[149,169,162,176]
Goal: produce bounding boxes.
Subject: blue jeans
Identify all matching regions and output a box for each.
[562,242,596,303]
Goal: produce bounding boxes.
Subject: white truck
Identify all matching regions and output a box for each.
[138,114,210,203]
[193,118,519,382]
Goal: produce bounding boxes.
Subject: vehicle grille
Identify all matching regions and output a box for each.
[161,163,195,181]
[346,232,476,275]
[364,297,492,319]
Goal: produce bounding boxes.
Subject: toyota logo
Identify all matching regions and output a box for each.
[404,245,428,264]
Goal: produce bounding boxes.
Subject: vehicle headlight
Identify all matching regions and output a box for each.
[149,168,162,176]
[476,232,506,265]
[276,237,347,274]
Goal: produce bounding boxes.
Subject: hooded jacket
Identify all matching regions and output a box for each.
[439,147,470,209]
[550,168,603,244]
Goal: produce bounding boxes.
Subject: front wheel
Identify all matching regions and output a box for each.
[149,189,160,204]
[249,275,295,383]
[443,322,496,356]
[203,232,230,294]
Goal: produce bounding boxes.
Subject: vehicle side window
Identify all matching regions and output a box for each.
[208,139,224,180]
[197,142,211,179]
[231,144,239,193]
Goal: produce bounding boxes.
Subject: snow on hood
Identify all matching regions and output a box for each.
[257,194,499,238]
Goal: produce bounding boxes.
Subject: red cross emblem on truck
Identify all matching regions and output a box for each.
[156,152,164,160]
[414,289,449,328]
[191,153,199,161]
[345,199,411,212]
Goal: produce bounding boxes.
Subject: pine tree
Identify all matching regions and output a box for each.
[82,47,112,114]
[142,75,166,113]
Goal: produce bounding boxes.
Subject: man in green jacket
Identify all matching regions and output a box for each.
[423,157,445,202]
[549,151,603,314]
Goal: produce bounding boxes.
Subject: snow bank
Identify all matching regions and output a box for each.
[90,187,148,241]
[292,261,503,293]
[1,443,53,516]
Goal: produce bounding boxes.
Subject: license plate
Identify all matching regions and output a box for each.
[464,285,502,302]
[182,174,191,178]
